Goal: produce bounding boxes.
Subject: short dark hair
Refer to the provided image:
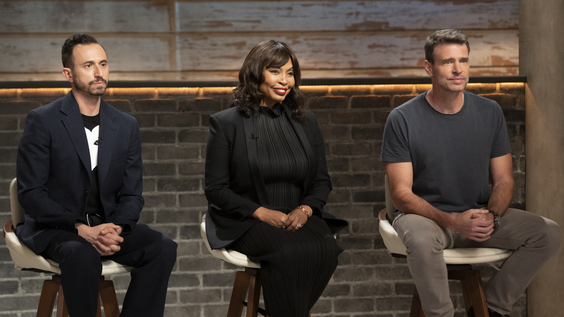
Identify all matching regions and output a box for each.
[61,34,100,68]
[425,29,470,64]
[231,40,305,120]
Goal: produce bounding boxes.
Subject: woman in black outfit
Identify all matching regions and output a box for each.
[204,40,348,317]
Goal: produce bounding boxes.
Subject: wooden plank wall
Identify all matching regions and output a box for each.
[0,0,518,80]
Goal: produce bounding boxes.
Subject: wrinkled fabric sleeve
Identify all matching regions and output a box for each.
[380,109,412,163]
[204,114,261,220]
[299,114,331,215]
[109,118,144,231]
[17,110,82,232]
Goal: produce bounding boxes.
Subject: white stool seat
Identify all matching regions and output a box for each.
[4,225,131,275]
[378,209,512,265]
[200,222,260,269]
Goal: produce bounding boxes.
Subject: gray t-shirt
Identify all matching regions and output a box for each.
[380,91,511,212]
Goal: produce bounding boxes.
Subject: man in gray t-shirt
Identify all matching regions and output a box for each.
[381,29,561,317]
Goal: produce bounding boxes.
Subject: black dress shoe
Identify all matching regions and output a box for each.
[467,306,507,317]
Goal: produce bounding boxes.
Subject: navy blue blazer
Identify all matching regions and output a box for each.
[15,92,144,255]
[205,104,348,249]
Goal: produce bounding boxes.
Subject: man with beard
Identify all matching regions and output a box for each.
[381,29,561,317]
[15,34,177,317]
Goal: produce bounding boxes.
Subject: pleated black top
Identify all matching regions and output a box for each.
[255,104,308,213]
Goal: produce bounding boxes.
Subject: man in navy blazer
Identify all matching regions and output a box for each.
[16,34,177,317]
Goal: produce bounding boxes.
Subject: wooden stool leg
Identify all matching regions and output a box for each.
[449,267,488,317]
[228,270,252,317]
[99,278,120,317]
[459,273,473,312]
[96,296,102,317]
[55,281,68,317]
[36,277,59,317]
[410,287,426,317]
[245,268,261,317]
[464,270,488,317]
[36,275,120,317]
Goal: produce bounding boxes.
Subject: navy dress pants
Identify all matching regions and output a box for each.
[41,224,177,317]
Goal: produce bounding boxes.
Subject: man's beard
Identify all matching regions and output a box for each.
[76,78,107,96]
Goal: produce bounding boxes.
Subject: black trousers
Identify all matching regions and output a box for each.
[41,224,177,317]
[230,216,343,317]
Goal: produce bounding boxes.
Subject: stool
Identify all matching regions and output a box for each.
[378,209,512,316]
[200,219,311,317]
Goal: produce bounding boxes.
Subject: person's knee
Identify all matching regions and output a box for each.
[59,242,102,273]
[398,216,445,252]
[541,218,562,255]
[157,235,177,266]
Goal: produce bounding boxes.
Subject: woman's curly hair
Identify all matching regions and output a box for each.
[231,40,305,120]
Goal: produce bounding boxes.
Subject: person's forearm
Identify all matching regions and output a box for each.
[487,178,514,216]
[391,188,455,229]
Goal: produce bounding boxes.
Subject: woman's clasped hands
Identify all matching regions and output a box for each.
[252,205,312,231]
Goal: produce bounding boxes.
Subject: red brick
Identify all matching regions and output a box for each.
[157,145,199,160]
[352,283,393,297]
[392,95,418,108]
[331,142,372,157]
[203,272,235,287]
[180,289,222,303]
[353,190,384,203]
[351,95,391,109]
[157,113,199,127]
[352,126,383,140]
[331,111,372,124]
[321,126,350,141]
[0,132,20,146]
[0,115,18,130]
[179,98,222,112]
[140,130,176,143]
[179,256,222,272]
[179,162,205,175]
[157,209,201,224]
[465,83,497,94]
[134,99,176,112]
[157,178,200,192]
[332,174,371,188]
[179,193,208,207]
[105,99,132,113]
[178,129,209,143]
[308,96,348,110]
[143,193,176,208]
[0,100,41,114]
[0,148,18,163]
[132,113,156,128]
[480,93,517,110]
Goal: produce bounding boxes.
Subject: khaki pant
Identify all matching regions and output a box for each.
[393,208,561,317]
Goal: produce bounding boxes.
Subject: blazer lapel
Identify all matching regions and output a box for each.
[97,101,120,187]
[60,93,92,176]
[242,114,270,206]
[282,104,316,194]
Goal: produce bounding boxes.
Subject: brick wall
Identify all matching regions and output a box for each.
[0,82,526,317]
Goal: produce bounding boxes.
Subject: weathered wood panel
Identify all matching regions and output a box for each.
[176,0,518,32]
[0,0,520,81]
[0,37,172,72]
[0,1,170,33]
[175,30,518,70]
[0,29,517,74]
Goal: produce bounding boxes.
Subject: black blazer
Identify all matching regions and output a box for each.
[15,92,144,254]
[205,104,347,249]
